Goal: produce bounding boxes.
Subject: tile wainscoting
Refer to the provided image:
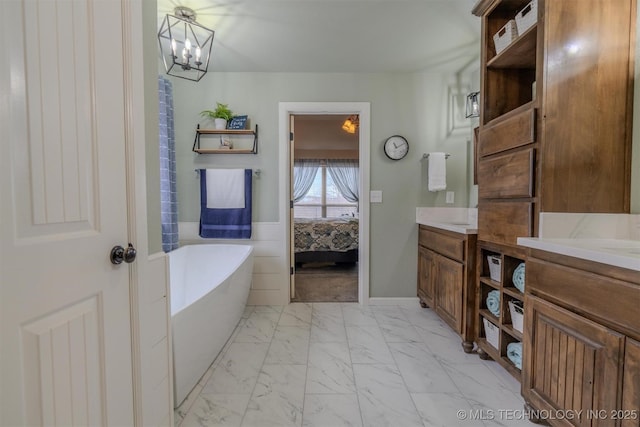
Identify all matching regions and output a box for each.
[179,222,289,305]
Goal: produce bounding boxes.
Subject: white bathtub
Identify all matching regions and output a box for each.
[169,244,253,407]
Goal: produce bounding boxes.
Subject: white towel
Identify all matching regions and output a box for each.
[206,169,246,209]
[428,152,447,192]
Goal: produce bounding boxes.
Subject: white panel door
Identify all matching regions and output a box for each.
[1,0,136,425]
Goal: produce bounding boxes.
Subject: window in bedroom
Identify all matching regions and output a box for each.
[294,164,358,218]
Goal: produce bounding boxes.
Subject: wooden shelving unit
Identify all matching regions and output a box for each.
[472,0,636,414]
[476,245,526,380]
[192,124,258,154]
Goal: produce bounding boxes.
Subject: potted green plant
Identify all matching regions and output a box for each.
[201,102,234,129]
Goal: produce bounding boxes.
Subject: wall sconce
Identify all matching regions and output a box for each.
[465,92,480,118]
[158,7,214,82]
[342,115,359,134]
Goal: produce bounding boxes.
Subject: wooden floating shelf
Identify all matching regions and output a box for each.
[192,124,258,154]
[196,129,255,135]
[193,148,255,154]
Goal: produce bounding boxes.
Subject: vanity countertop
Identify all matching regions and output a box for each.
[517,237,640,272]
[516,213,640,272]
[416,207,478,235]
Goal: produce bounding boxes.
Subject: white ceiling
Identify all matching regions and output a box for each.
[157,0,481,73]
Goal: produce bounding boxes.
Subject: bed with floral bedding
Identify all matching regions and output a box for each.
[294,217,358,265]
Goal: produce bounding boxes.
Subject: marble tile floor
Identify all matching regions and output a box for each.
[175,303,535,427]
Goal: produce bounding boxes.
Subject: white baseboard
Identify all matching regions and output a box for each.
[368,297,420,306]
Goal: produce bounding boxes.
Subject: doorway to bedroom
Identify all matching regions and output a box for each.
[291,114,360,302]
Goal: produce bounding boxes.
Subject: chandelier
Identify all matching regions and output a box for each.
[158,7,214,82]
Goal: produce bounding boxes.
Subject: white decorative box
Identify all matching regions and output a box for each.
[515,0,538,34]
[509,301,524,333]
[493,20,518,54]
[487,255,501,282]
[483,318,500,349]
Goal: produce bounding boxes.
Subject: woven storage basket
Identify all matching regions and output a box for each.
[487,255,501,282]
[515,0,538,34]
[509,301,524,333]
[483,318,499,349]
[493,20,518,54]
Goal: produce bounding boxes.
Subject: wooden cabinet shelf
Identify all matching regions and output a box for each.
[476,247,525,381]
[478,309,498,324]
[486,25,537,69]
[479,277,500,290]
[192,124,258,154]
[502,287,523,299]
[500,357,521,377]
[501,323,522,341]
[476,337,500,360]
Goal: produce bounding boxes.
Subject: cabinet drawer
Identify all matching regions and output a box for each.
[419,228,464,262]
[478,202,532,245]
[479,108,536,157]
[527,258,640,336]
[478,148,535,199]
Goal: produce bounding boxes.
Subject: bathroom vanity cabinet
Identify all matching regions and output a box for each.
[417,225,477,352]
[471,0,636,380]
[521,248,640,426]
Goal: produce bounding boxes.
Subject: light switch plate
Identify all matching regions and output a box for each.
[370,190,383,203]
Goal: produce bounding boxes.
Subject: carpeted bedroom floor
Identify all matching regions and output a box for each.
[292,262,358,302]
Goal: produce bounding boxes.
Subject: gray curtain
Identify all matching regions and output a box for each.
[159,76,178,252]
[327,159,359,203]
[293,159,320,202]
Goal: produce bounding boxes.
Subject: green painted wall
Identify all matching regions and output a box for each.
[145,6,640,295]
[166,71,474,298]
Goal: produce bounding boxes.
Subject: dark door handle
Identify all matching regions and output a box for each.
[123,243,137,263]
[110,243,137,265]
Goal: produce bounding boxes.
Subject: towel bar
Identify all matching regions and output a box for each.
[195,169,261,178]
[421,153,450,160]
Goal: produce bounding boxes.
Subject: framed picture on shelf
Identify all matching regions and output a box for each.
[227,115,248,130]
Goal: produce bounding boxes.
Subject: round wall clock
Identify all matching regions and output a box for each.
[383,135,409,160]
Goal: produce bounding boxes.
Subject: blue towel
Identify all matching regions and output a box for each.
[486,290,501,317]
[507,342,522,370]
[199,169,252,239]
[512,263,525,293]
